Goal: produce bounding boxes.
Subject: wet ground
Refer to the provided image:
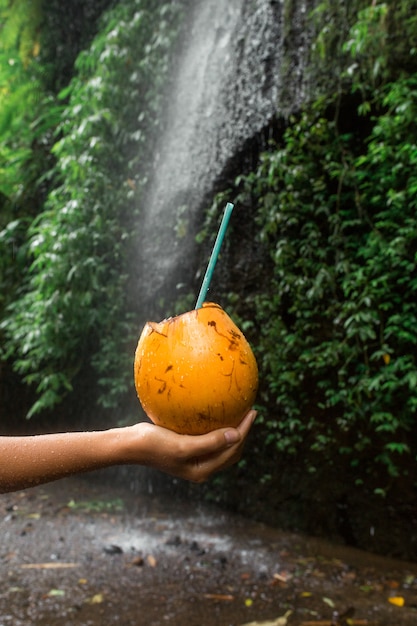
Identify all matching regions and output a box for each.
[1,474,417,626]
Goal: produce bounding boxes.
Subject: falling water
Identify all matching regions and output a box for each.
[126,0,315,495]
[134,0,309,315]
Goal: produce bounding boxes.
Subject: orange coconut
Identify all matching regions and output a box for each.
[134,302,258,435]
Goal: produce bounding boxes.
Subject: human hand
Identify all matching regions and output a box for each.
[122,409,257,483]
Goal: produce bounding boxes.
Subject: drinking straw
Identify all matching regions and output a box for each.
[195,202,234,309]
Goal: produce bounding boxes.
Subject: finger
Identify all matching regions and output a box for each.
[223,409,257,444]
[188,410,257,481]
[179,429,238,460]
[189,442,243,482]
[236,409,257,436]
[181,409,257,459]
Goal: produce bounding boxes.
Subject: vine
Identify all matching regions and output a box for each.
[1,0,182,416]
[204,0,417,492]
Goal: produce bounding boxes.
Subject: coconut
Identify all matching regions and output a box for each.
[134,302,258,435]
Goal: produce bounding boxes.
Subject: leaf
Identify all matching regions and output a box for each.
[204,593,235,602]
[386,579,400,589]
[8,586,24,593]
[86,593,104,604]
[273,571,292,583]
[21,562,79,569]
[388,596,405,607]
[146,554,157,567]
[300,621,373,626]
[241,611,292,626]
[45,589,65,597]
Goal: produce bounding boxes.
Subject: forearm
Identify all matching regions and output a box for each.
[0,410,256,493]
[0,429,124,493]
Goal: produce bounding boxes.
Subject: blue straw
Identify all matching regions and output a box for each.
[195,202,234,309]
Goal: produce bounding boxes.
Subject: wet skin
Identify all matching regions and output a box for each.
[0,409,256,493]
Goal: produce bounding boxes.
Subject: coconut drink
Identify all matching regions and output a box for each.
[134,302,258,435]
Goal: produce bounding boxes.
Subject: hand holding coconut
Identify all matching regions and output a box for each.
[119,408,256,483]
[0,410,256,493]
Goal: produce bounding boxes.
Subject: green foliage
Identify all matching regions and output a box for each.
[0,0,48,199]
[0,0,62,342]
[0,0,132,325]
[313,0,417,98]
[0,0,43,62]
[211,4,417,491]
[1,0,181,416]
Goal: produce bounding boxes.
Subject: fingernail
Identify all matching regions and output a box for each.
[224,430,240,445]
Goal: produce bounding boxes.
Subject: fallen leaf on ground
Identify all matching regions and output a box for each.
[272,571,292,583]
[204,593,235,601]
[86,593,104,604]
[300,618,378,626]
[388,596,405,607]
[386,579,400,589]
[21,562,79,569]
[44,589,65,598]
[146,554,157,567]
[241,610,292,626]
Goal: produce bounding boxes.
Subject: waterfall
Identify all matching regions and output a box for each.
[134,0,310,317]
[122,0,315,493]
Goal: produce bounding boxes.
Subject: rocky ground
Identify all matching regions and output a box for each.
[1,474,417,626]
